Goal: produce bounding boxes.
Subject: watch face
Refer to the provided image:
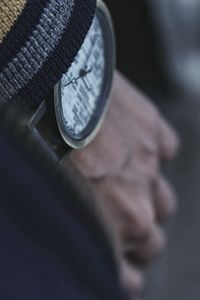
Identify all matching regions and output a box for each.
[54,1,115,148]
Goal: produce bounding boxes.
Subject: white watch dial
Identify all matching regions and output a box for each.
[55,0,115,149]
[60,15,105,138]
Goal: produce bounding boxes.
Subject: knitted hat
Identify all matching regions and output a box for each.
[0,0,96,111]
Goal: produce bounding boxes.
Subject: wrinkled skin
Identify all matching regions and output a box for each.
[69,71,179,299]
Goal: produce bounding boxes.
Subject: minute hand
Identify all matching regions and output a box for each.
[64,68,92,87]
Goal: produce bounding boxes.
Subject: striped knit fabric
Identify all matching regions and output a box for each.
[0,0,96,111]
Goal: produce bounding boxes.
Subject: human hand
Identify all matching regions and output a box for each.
[69,71,179,298]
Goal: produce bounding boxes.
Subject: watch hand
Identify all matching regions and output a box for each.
[64,68,92,87]
[79,68,94,91]
[79,68,93,77]
[64,33,100,88]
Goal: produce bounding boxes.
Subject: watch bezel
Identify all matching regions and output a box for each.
[54,0,116,149]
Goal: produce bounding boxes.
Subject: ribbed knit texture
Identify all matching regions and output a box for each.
[0,0,96,111]
[0,0,27,42]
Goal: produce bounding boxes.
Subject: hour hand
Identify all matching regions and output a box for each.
[79,68,93,77]
[64,68,92,87]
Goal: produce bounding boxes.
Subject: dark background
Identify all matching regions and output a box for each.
[105,1,200,300]
[106,0,168,98]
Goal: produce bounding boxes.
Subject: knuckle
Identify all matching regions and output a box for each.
[134,226,167,264]
[158,118,180,159]
[130,201,155,238]
[154,176,177,222]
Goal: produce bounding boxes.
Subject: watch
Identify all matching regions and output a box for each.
[24,0,115,163]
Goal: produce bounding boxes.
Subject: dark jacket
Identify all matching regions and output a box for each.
[0,105,127,300]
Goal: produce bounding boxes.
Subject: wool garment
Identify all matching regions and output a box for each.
[0,0,27,42]
[0,0,96,111]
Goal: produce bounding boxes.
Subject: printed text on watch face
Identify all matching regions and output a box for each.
[60,16,105,138]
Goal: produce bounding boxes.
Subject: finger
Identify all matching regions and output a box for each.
[119,258,144,297]
[153,175,177,223]
[124,225,166,266]
[106,181,155,239]
[158,116,180,160]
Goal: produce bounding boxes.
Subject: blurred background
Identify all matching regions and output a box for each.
[106,1,200,299]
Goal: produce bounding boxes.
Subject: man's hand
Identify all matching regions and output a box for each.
[69,71,179,298]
